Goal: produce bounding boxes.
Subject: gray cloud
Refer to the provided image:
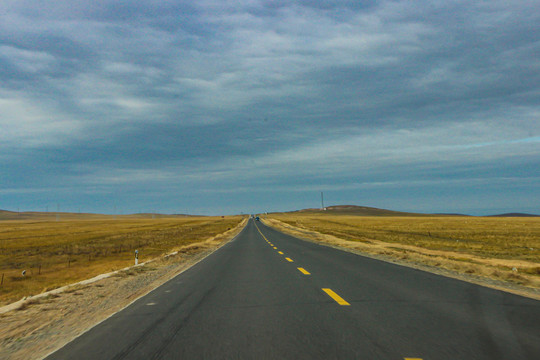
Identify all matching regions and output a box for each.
[1,0,538,215]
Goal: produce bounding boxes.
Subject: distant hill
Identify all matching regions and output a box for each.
[488,213,540,217]
[433,213,472,216]
[277,206,540,217]
[0,210,195,221]
[287,205,428,217]
[0,210,109,221]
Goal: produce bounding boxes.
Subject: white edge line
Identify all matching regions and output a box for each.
[39,219,248,360]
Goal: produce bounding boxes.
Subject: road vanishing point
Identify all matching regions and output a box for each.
[46,219,540,359]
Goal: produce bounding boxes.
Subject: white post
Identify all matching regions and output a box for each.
[135,250,139,265]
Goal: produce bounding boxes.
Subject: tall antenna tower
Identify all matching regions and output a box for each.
[321,192,325,210]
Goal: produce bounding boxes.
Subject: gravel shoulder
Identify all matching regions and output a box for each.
[0,219,246,360]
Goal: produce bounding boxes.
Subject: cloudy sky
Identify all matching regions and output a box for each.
[1,0,539,216]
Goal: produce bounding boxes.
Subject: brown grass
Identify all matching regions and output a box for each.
[0,215,244,305]
[265,213,540,296]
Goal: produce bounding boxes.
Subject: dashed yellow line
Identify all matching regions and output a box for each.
[404,358,423,360]
[322,288,350,306]
[256,222,354,308]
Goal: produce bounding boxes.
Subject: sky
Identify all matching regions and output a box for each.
[1,0,539,216]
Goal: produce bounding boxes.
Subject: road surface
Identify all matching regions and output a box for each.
[46,218,540,359]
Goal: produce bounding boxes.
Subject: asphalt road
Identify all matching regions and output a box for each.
[46,218,540,359]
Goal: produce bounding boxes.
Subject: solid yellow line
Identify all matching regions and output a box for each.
[404,358,423,360]
[285,257,293,262]
[297,267,310,275]
[254,223,269,242]
[278,251,284,255]
[322,288,350,306]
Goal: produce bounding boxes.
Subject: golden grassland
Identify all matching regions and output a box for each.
[0,215,244,305]
[266,213,540,292]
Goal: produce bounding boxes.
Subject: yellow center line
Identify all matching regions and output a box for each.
[322,288,350,306]
[285,257,293,262]
[404,358,423,360]
[297,267,310,275]
[273,247,277,249]
[278,251,284,255]
[254,223,270,242]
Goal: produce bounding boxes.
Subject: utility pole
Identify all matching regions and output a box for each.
[321,192,325,210]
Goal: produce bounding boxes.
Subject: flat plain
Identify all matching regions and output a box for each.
[266,209,540,296]
[0,213,244,305]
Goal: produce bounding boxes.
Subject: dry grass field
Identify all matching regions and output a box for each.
[0,214,244,305]
[266,211,540,294]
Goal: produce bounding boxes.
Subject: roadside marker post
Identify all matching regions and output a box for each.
[135,250,139,265]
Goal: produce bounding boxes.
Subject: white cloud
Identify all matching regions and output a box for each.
[0,92,83,149]
[0,45,56,73]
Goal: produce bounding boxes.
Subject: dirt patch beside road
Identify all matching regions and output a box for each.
[0,219,246,360]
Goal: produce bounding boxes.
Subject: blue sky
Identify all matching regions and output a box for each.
[1,0,539,215]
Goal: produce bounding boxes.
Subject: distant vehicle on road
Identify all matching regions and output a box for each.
[255,216,260,221]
